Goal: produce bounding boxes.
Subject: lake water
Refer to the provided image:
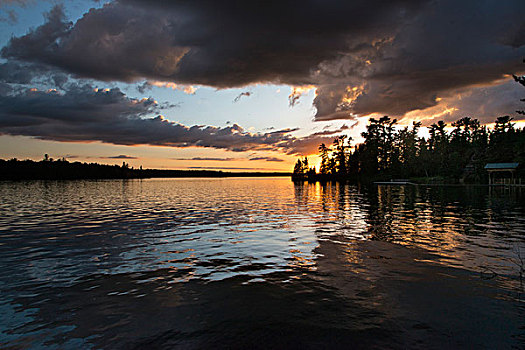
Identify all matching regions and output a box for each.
[0,178,524,349]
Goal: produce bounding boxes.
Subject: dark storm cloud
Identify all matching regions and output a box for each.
[0,83,158,128]
[0,61,66,86]
[2,0,523,123]
[0,83,331,154]
[0,1,425,118]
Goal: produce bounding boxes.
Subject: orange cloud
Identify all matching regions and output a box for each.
[288,85,316,107]
[148,81,197,94]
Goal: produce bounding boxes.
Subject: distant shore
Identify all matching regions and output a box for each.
[0,158,290,181]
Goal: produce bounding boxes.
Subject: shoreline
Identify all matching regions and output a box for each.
[0,172,292,181]
[0,158,290,181]
[291,176,525,187]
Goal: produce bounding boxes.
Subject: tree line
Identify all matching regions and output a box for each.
[293,73,525,183]
[292,116,525,183]
[0,156,290,180]
[0,156,146,180]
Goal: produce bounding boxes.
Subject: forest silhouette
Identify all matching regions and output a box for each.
[293,72,525,183]
[293,115,524,183]
[0,156,289,180]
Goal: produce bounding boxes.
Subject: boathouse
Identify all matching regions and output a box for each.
[484,163,520,185]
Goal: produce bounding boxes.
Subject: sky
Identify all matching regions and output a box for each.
[0,0,524,171]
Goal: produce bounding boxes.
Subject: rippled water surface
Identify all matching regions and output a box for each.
[1,178,524,349]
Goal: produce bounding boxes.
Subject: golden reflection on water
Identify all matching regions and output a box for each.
[1,179,524,348]
[293,181,524,280]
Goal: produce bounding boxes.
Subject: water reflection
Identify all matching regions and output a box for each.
[0,178,523,348]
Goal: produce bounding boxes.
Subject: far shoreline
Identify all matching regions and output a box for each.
[0,158,290,181]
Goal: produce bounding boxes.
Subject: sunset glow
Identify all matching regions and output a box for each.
[1,2,525,348]
[0,1,523,171]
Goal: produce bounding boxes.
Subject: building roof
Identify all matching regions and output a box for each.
[484,163,519,170]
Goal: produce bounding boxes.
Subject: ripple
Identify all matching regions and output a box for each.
[0,179,524,348]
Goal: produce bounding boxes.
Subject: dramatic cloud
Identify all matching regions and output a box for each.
[0,83,159,129]
[402,80,525,125]
[0,83,332,154]
[0,61,68,86]
[5,1,523,121]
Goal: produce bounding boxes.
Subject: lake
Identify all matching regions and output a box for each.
[0,178,524,349]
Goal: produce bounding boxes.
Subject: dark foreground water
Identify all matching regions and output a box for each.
[0,178,524,349]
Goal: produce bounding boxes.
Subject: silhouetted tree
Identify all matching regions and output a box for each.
[333,135,350,175]
[318,143,329,175]
[293,158,304,174]
[292,115,525,183]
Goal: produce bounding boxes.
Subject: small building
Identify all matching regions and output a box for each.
[484,163,520,185]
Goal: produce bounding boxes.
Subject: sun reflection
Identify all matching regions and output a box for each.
[372,185,476,268]
[293,181,514,274]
